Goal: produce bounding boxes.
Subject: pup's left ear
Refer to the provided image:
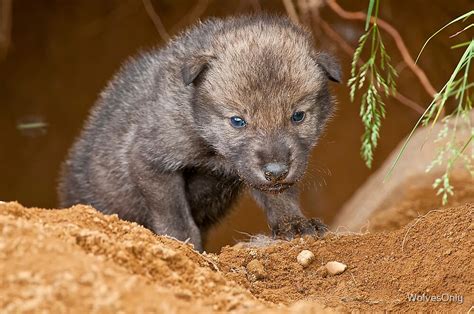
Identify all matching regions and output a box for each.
[314,52,342,83]
[181,54,215,86]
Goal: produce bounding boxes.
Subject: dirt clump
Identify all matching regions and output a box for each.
[218,204,473,312]
[0,202,265,313]
[1,201,472,312]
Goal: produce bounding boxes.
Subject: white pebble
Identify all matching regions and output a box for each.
[325,261,347,275]
[297,250,315,267]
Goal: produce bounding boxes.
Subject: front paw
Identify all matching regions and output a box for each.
[272,216,328,240]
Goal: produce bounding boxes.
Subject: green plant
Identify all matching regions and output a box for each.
[388,11,474,204]
[351,1,473,204]
[348,0,397,168]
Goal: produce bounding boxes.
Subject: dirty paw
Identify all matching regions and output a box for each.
[272,216,328,240]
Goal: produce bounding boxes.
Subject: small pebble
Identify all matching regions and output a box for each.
[246,259,266,281]
[443,249,452,256]
[174,291,192,301]
[297,250,315,268]
[325,261,347,275]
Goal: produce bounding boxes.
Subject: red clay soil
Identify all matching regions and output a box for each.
[219,203,473,312]
[368,173,474,232]
[1,201,473,313]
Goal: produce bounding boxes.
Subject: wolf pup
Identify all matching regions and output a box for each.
[59,15,341,251]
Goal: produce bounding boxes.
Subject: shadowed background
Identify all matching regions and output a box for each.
[0,0,471,251]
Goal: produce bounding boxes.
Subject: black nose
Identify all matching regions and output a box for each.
[262,162,289,182]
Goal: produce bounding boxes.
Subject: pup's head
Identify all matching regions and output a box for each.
[183,16,341,193]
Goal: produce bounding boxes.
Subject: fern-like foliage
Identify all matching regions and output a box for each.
[348,0,397,168]
[386,10,473,205]
[424,39,474,204]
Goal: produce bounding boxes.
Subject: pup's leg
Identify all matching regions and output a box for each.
[251,186,327,239]
[130,154,203,251]
[184,169,242,244]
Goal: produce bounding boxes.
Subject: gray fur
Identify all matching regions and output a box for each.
[58,15,341,252]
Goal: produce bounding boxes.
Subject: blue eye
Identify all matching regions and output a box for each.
[291,111,305,123]
[229,116,247,128]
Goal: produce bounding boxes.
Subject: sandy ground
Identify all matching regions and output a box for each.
[1,200,472,313]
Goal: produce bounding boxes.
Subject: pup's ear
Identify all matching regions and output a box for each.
[314,52,342,83]
[181,55,215,86]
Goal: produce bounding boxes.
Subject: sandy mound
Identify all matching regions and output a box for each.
[0,202,265,313]
[334,111,474,232]
[219,204,473,312]
[368,171,474,232]
[1,201,472,312]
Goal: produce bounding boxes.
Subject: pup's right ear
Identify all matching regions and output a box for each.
[314,52,342,83]
[181,55,214,86]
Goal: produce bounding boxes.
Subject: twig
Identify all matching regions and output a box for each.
[401,209,444,253]
[449,23,473,38]
[142,0,170,41]
[392,92,425,114]
[0,0,12,59]
[349,271,357,286]
[282,0,300,24]
[317,17,425,114]
[468,305,474,314]
[297,0,311,25]
[318,19,355,56]
[325,0,437,98]
[299,0,325,25]
[170,0,213,33]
